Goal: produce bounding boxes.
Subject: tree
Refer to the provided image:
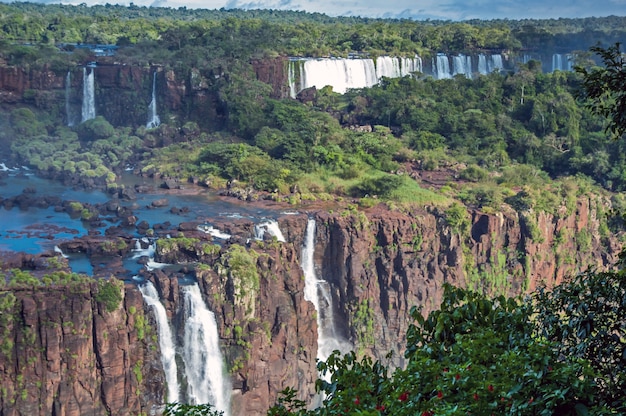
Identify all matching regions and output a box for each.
[576,43,626,139]
[269,284,615,415]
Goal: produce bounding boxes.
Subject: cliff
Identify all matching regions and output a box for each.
[0,280,163,416]
[0,63,226,129]
[0,194,620,416]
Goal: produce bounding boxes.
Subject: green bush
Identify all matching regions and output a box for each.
[94,279,124,312]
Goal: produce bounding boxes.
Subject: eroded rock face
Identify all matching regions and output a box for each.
[0,282,162,416]
[0,196,620,416]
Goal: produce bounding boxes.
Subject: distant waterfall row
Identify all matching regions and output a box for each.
[431,53,504,79]
[288,52,580,96]
[65,68,160,127]
[289,56,422,96]
[138,281,231,415]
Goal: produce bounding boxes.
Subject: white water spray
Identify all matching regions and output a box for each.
[301,219,350,372]
[138,281,180,403]
[254,220,286,242]
[81,67,96,123]
[181,284,230,415]
[146,72,161,129]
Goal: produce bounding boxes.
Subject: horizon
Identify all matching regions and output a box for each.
[2,0,626,21]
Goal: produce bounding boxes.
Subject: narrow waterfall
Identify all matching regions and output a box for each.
[433,54,452,79]
[81,67,96,123]
[146,72,161,129]
[138,281,180,403]
[301,219,350,371]
[65,71,73,127]
[452,54,473,78]
[181,284,230,415]
[478,54,488,75]
[489,54,504,73]
[254,220,286,242]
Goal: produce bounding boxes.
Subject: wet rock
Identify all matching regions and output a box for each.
[151,198,169,208]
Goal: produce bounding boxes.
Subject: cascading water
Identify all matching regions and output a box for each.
[453,54,473,78]
[65,71,73,127]
[478,54,487,75]
[488,54,504,73]
[181,284,230,415]
[289,56,424,95]
[254,220,286,242]
[301,219,350,374]
[433,54,452,79]
[375,56,401,79]
[146,72,161,129]
[81,67,96,123]
[138,281,180,403]
[400,56,422,76]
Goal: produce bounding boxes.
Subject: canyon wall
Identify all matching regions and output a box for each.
[0,280,163,416]
[0,62,226,129]
[0,194,620,416]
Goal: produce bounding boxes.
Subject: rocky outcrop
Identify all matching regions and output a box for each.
[0,280,163,416]
[304,196,618,364]
[252,57,290,99]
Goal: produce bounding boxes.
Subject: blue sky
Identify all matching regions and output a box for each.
[17,0,626,20]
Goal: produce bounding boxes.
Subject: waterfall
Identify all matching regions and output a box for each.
[375,56,401,79]
[478,54,487,75]
[146,72,161,129]
[488,54,504,73]
[288,60,297,98]
[289,56,425,95]
[138,281,180,403]
[254,220,286,242]
[81,67,96,123]
[453,54,473,78]
[433,54,451,79]
[400,56,422,76]
[181,284,230,415]
[65,71,73,127]
[301,219,350,371]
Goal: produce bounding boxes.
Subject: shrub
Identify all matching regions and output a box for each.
[94,278,124,312]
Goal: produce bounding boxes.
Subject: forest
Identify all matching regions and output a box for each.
[1,4,626,414]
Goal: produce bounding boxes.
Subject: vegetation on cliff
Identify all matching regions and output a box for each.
[268,273,626,415]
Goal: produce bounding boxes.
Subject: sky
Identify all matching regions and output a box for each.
[17,0,626,20]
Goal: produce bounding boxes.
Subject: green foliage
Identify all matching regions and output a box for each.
[576,43,626,139]
[270,284,615,415]
[164,403,223,416]
[534,269,626,411]
[444,203,470,234]
[7,269,41,288]
[94,278,124,313]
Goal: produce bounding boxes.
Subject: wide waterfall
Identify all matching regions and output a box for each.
[65,71,73,127]
[289,56,421,96]
[81,67,96,123]
[138,281,180,403]
[146,72,161,129]
[181,284,230,415]
[301,219,350,371]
